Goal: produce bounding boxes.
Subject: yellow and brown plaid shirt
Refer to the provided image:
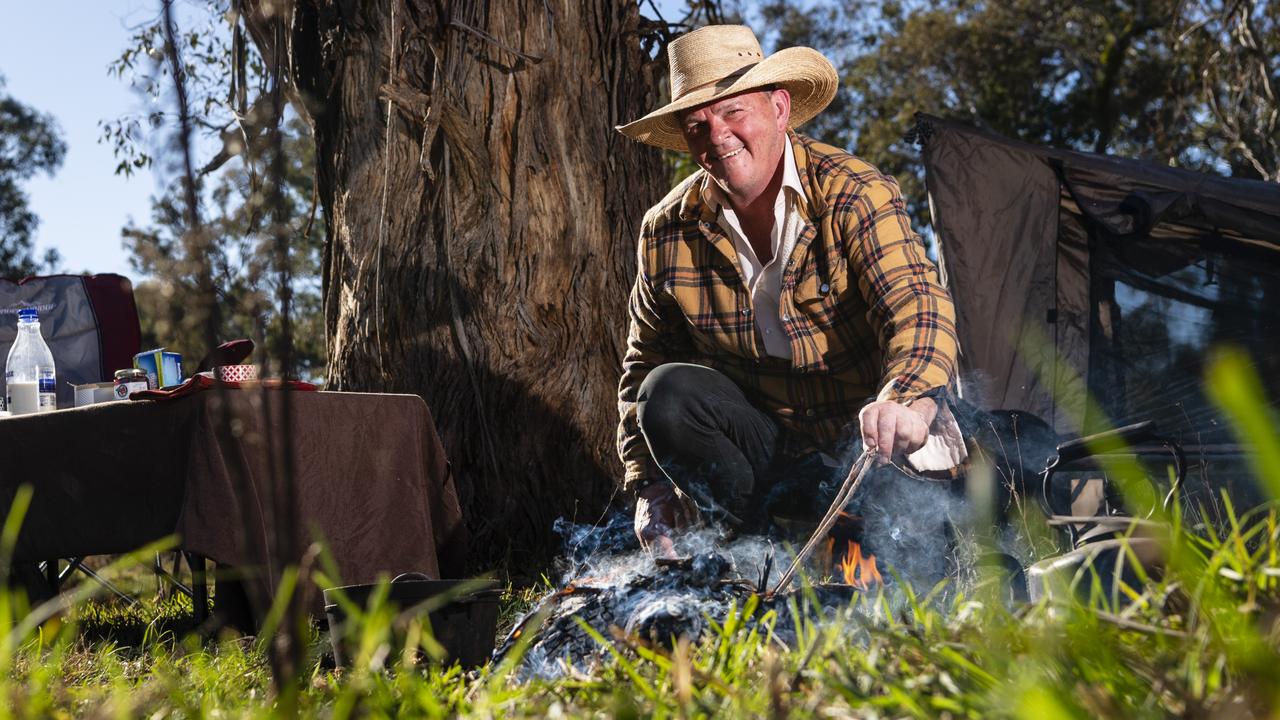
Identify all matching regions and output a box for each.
[617,132,959,490]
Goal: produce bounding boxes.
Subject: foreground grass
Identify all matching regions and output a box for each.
[2,500,1279,718]
[3,349,1280,717]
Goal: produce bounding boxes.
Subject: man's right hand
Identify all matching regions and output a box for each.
[635,481,680,558]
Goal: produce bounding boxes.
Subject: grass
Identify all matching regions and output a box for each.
[7,541,1280,718]
[3,347,1280,717]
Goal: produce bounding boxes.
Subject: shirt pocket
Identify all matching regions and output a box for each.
[793,260,849,327]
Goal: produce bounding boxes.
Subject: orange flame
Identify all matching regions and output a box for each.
[838,540,882,590]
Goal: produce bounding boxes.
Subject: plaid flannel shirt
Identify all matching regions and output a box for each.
[617,133,959,491]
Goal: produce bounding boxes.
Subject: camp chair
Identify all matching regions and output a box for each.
[1,275,211,620]
[0,274,142,408]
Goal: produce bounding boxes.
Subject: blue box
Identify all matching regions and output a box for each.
[133,349,184,389]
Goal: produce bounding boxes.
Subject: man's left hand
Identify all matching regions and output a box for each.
[858,397,937,463]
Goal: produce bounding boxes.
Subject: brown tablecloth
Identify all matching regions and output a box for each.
[0,390,467,613]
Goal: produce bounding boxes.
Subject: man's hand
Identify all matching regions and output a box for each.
[635,482,681,558]
[858,397,937,463]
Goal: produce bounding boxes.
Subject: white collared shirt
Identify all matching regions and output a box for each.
[704,138,806,359]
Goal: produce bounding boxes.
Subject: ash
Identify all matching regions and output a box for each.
[495,525,860,679]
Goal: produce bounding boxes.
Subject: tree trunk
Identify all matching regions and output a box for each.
[254,0,666,570]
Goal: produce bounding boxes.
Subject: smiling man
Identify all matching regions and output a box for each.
[615,25,964,557]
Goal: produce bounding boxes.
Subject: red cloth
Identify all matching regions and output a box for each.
[177,390,467,615]
[196,339,255,372]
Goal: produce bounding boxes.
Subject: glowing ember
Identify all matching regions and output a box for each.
[835,539,882,589]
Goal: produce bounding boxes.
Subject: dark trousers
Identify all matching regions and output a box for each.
[637,363,783,526]
[636,362,957,587]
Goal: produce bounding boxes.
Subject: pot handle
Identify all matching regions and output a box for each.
[391,572,433,583]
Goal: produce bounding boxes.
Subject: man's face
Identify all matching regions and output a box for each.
[679,88,791,208]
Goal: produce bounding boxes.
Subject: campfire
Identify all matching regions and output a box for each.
[828,539,882,589]
[819,512,884,590]
[494,515,892,678]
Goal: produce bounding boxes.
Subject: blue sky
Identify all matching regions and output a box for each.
[1,1,163,278]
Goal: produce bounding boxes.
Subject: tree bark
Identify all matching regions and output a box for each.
[249,0,666,570]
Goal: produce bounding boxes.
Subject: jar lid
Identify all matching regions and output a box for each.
[114,368,147,380]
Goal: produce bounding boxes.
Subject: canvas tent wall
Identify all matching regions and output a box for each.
[917,113,1280,444]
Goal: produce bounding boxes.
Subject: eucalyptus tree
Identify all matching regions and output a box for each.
[0,75,65,278]
[110,0,717,566]
[757,0,1278,228]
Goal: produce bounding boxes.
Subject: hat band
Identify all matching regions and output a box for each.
[673,63,757,102]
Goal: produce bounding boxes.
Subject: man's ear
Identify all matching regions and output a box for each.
[770,88,792,131]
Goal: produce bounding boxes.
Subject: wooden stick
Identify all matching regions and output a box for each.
[770,449,875,594]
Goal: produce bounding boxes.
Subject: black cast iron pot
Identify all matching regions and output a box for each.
[323,574,501,668]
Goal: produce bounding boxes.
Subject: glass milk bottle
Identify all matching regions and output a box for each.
[4,308,57,415]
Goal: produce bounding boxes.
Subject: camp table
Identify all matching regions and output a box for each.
[0,390,467,623]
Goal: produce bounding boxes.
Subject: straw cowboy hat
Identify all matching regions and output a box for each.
[617,25,839,152]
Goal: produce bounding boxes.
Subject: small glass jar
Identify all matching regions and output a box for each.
[113,368,151,400]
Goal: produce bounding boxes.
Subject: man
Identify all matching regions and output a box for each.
[615,25,965,559]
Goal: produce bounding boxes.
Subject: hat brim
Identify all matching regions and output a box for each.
[616,46,838,152]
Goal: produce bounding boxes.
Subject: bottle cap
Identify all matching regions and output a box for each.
[16,308,38,322]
